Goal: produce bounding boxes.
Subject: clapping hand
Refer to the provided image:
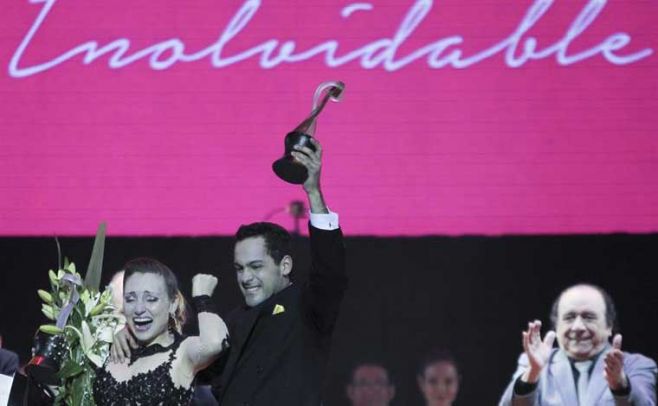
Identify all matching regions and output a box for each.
[521,320,556,383]
[604,334,628,391]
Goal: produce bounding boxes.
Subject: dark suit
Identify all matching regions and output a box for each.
[0,348,19,376]
[210,225,347,406]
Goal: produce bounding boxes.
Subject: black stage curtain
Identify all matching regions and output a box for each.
[1,233,656,405]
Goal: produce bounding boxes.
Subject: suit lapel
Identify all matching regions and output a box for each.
[551,350,579,405]
[585,348,609,406]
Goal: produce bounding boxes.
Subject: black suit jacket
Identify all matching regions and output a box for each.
[209,225,347,406]
[0,348,19,376]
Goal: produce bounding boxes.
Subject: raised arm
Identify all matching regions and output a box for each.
[604,334,658,406]
[182,274,229,372]
[500,320,556,406]
[292,138,347,333]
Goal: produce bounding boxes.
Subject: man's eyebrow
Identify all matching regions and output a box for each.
[234,260,264,266]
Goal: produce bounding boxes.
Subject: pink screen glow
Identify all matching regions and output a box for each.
[1,0,657,236]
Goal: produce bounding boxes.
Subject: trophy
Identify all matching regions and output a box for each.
[25,330,67,385]
[272,81,345,184]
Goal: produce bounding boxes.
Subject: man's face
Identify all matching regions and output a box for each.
[556,286,612,360]
[417,361,459,406]
[234,236,291,307]
[347,365,395,406]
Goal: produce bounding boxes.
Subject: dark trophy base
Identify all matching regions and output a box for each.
[25,332,67,386]
[272,132,317,184]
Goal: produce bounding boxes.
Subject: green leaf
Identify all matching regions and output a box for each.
[81,371,96,406]
[41,304,56,320]
[39,324,63,335]
[72,303,85,323]
[71,375,83,406]
[56,360,84,379]
[100,287,112,303]
[88,301,105,317]
[64,325,83,343]
[38,289,53,304]
[49,269,59,284]
[84,223,106,291]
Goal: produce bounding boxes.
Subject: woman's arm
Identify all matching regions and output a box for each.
[183,274,229,372]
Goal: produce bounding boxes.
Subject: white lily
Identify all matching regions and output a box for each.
[80,289,91,306]
[83,292,100,316]
[97,325,114,344]
[87,352,104,368]
[81,321,95,354]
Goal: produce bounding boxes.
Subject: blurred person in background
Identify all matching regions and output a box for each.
[0,334,19,377]
[417,349,460,406]
[346,360,396,406]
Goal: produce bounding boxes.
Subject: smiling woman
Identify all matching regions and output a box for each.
[122,259,187,343]
[92,258,229,406]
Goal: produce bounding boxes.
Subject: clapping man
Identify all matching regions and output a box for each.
[500,284,656,405]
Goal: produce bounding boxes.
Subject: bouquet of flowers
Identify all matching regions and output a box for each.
[29,224,120,406]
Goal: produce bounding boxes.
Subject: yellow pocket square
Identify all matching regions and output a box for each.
[272,304,285,315]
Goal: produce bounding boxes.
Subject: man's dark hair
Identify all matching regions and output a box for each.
[549,283,618,333]
[417,348,459,378]
[235,222,292,265]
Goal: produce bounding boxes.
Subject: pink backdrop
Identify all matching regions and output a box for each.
[1,0,657,236]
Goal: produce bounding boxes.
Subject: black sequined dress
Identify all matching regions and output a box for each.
[93,335,194,405]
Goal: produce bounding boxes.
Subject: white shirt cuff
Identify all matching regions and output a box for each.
[309,210,339,230]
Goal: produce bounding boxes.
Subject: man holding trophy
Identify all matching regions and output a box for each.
[207,81,348,405]
[110,81,348,405]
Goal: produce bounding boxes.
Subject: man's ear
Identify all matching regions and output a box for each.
[279,255,293,277]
